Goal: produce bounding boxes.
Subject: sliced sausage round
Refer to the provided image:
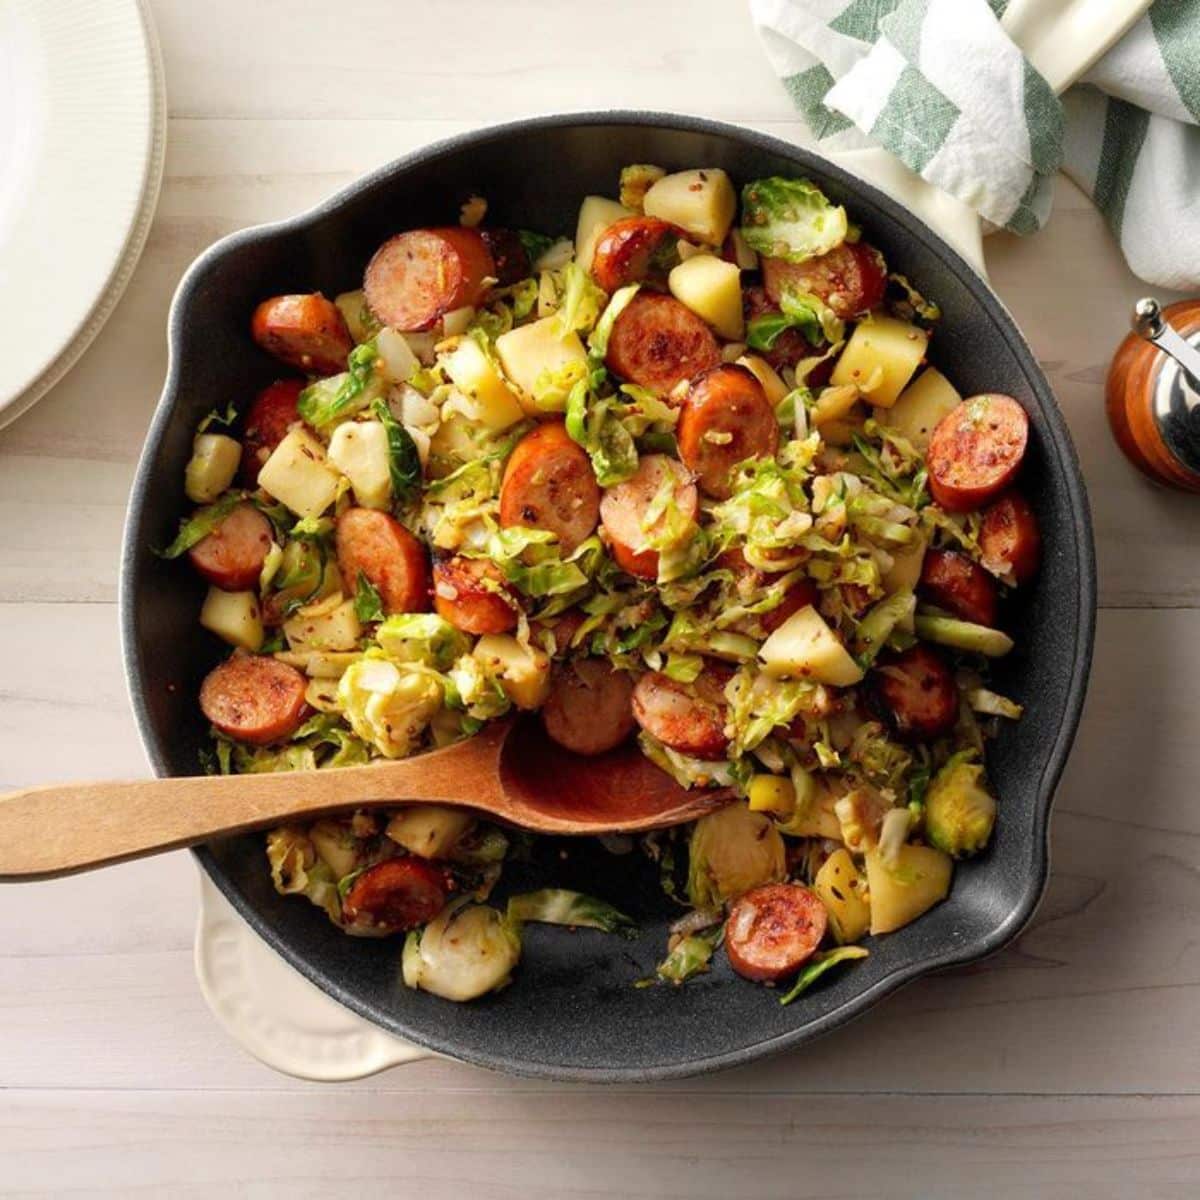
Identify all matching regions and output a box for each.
[677,364,779,499]
[499,421,600,554]
[726,883,828,983]
[240,378,304,485]
[927,394,1030,513]
[479,228,530,286]
[250,293,353,376]
[341,857,450,933]
[188,503,273,591]
[591,216,676,292]
[868,644,958,741]
[199,654,308,745]
[761,241,887,319]
[336,507,429,616]
[542,658,636,755]
[918,548,998,627]
[432,556,518,634]
[604,292,721,396]
[363,227,495,332]
[980,491,1041,585]
[632,668,729,760]
[599,453,698,580]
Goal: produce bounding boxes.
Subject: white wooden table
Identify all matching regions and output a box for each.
[3,2,1199,1194]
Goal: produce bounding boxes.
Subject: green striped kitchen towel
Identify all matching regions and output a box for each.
[751,0,1200,290]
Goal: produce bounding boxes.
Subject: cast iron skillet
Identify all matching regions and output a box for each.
[120,112,1096,1081]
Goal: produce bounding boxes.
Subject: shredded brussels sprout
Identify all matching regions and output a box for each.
[778,946,869,1005]
[646,926,724,986]
[506,890,637,937]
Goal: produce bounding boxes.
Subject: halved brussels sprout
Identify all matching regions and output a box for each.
[402,901,521,1001]
[686,803,786,909]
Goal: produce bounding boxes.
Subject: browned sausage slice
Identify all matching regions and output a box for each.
[341,857,451,933]
[918,548,998,627]
[542,658,636,755]
[599,453,698,580]
[240,378,304,485]
[479,228,530,286]
[980,491,1041,585]
[632,668,729,760]
[363,227,495,332]
[188,503,274,592]
[726,883,828,982]
[605,292,721,396]
[499,422,600,554]
[199,654,308,745]
[251,294,353,376]
[432,556,518,634]
[677,364,779,499]
[591,216,676,292]
[868,644,958,741]
[927,394,1029,512]
[336,508,429,616]
[761,242,887,319]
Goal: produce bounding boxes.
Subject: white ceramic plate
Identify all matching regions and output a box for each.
[0,0,165,430]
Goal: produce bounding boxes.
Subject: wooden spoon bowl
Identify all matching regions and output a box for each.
[0,717,730,881]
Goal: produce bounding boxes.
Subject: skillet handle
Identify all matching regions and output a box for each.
[194,871,431,1081]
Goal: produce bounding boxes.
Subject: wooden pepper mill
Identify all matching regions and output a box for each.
[1106,298,1200,492]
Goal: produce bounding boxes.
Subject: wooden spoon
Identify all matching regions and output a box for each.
[0,716,730,881]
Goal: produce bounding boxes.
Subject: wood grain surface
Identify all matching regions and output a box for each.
[1,1,1196,1195]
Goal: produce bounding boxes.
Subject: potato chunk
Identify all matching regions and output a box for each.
[759,605,864,687]
[441,337,526,430]
[327,419,392,510]
[472,634,551,710]
[309,820,360,878]
[386,806,475,859]
[864,843,953,934]
[880,366,961,449]
[643,168,737,246]
[830,316,929,408]
[668,254,744,339]
[334,289,379,344]
[574,196,634,273]
[257,427,341,518]
[814,848,871,943]
[283,595,362,653]
[200,587,263,652]
[185,434,241,504]
[494,316,588,415]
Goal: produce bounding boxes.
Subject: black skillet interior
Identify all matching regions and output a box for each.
[121,113,1095,1081]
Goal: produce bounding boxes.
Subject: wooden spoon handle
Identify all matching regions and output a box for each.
[0,755,493,882]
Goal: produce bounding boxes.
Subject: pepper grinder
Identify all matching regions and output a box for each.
[1106,298,1200,492]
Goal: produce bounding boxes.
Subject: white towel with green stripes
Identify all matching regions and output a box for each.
[750,0,1200,290]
